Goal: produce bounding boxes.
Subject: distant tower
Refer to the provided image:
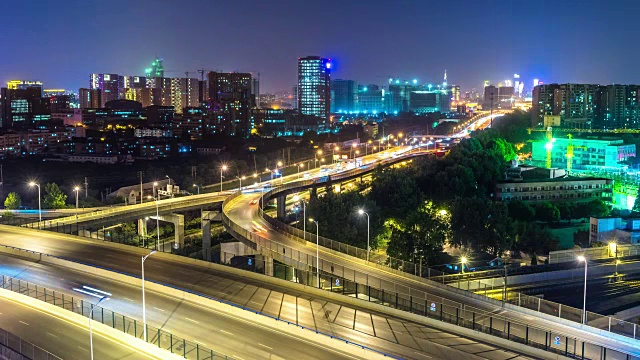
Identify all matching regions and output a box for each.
[444,70,447,83]
[145,58,164,78]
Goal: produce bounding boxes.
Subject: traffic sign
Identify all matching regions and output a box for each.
[554,336,561,345]
[335,278,340,287]
[430,302,436,311]
[248,258,253,266]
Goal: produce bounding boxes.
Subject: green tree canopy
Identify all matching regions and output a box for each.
[368,166,422,219]
[507,200,535,222]
[43,183,67,209]
[535,202,560,223]
[4,192,21,210]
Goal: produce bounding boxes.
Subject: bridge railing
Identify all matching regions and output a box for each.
[0,274,233,360]
[0,326,62,360]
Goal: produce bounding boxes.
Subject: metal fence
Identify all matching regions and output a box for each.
[0,275,233,360]
[550,244,640,264]
[0,327,61,360]
[218,249,636,360]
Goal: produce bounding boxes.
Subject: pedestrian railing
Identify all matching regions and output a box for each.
[0,326,61,360]
[0,275,233,360]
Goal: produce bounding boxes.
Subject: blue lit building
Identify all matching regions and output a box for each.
[331,79,357,114]
[298,56,331,119]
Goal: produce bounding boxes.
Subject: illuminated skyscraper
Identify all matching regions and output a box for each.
[297,56,331,119]
[208,72,253,135]
[331,79,358,113]
[90,73,123,107]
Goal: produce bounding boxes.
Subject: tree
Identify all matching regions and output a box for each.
[43,183,67,209]
[535,202,560,223]
[450,197,513,256]
[513,221,559,255]
[3,192,21,210]
[507,200,535,222]
[368,167,422,219]
[386,202,450,265]
[586,199,609,218]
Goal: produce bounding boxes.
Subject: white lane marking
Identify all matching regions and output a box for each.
[78,346,88,351]
[47,332,58,338]
[18,321,29,326]
[233,356,246,360]
[185,317,199,323]
[258,343,273,350]
[153,307,165,312]
[415,352,432,358]
[220,329,233,336]
[123,297,133,301]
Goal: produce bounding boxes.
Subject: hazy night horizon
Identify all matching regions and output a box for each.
[1,0,637,92]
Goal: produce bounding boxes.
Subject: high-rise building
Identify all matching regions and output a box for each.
[297,56,331,119]
[145,58,164,78]
[252,78,260,109]
[356,84,384,114]
[79,88,102,109]
[331,79,358,113]
[123,76,147,89]
[208,72,253,135]
[1,83,50,127]
[90,73,123,107]
[7,80,43,94]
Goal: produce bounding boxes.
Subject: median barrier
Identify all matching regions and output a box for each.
[0,286,183,360]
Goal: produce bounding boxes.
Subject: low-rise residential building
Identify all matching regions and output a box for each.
[67,154,120,164]
[589,217,640,244]
[495,177,613,203]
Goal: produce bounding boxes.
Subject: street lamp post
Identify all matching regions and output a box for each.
[28,182,41,225]
[334,146,340,163]
[358,209,370,261]
[237,176,246,190]
[578,255,588,324]
[153,182,158,199]
[193,184,200,195]
[73,186,80,219]
[72,286,111,360]
[220,165,227,192]
[147,196,160,251]
[309,218,320,288]
[297,163,304,178]
[141,250,156,341]
[277,161,283,185]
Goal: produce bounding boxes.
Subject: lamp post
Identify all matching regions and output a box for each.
[616,259,621,275]
[153,182,158,199]
[277,161,283,185]
[350,143,357,159]
[72,286,111,360]
[297,163,304,178]
[73,186,80,219]
[578,255,588,324]
[366,140,372,155]
[293,195,306,240]
[220,165,227,192]
[141,250,156,341]
[147,196,160,251]
[193,184,200,195]
[461,256,467,274]
[237,176,246,190]
[358,209,370,261]
[334,146,340,164]
[309,218,320,288]
[28,182,41,225]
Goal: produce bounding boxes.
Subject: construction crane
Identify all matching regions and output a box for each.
[565,134,587,174]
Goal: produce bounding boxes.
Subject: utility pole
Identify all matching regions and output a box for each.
[139,171,144,204]
[84,177,88,198]
[0,164,3,191]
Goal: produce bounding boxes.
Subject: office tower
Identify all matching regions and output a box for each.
[356,84,384,114]
[332,79,358,113]
[252,78,260,109]
[79,88,102,109]
[450,85,461,101]
[7,80,43,94]
[49,95,72,113]
[297,56,331,119]
[208,72,253,135]
[90,73,123,107]
[145,58,164,78]
[1,83,50,127]
[387,79,418,113]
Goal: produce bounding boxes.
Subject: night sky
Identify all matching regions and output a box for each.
[1,0,636,93]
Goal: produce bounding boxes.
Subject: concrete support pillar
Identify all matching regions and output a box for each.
[201,211,219,261]
[157,213,185,249]
[277,195,286,220]
[257,254,274,277]
[310,187,317,198]
[333,183,341,193]
[137,218,147,236]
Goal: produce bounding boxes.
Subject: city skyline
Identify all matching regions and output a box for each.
[2,0,638,93]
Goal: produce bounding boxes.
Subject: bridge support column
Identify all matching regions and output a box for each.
[137,218,147,236]
[310,187,317,198]
[157,213,185,249]
[201,211,220,261]
[333,183,341,193]
[257,254,274,277]
[277,195,286,220]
